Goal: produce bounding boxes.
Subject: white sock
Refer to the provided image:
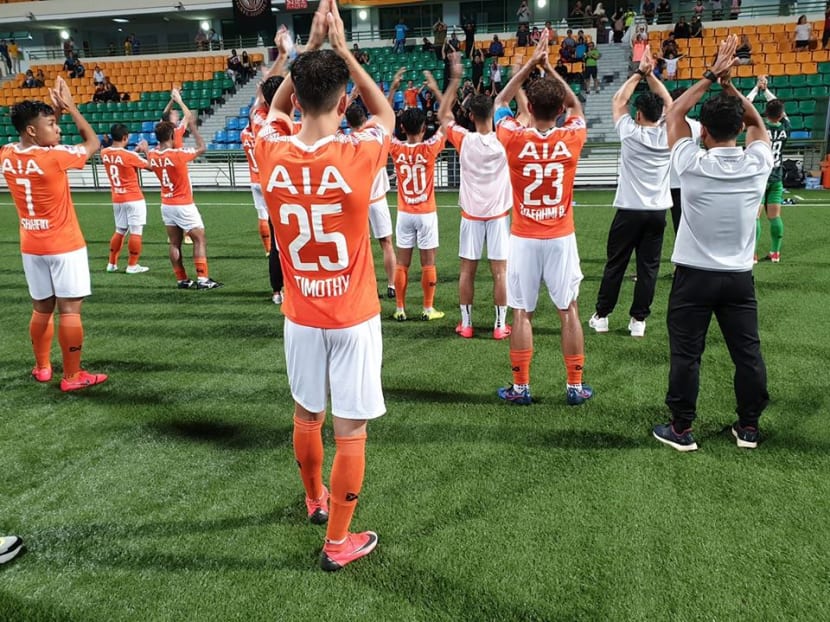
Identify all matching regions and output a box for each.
[197,276,208,283]
[396,306,405,314]
[567,383,583,391]
[513,383,529,393]
[460,304,472,328]
[495,305,507,328]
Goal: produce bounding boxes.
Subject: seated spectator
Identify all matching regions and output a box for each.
[736,34,752,63]
[101,77,120,102]
[92,82,107,102]
[21,69,36,89]
[643,0,657,24]
[422,37,435,53]
[656,0,672,24]
[487,35,505,57]
[690,16,704,38]
[531,26,541,44]
[227,49,243,80]
[662,32,679,56]
[674,17,691,39]
[35,69,45,85]
[555,58,570,80]
[93,65,105,86]
[517,23,531,47]
[560,43,574,62]
[241,51,255,78]
[794,15,812,50]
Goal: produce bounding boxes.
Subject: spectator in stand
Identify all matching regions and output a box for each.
[584,41,601,93]
[632,33,650,63]
[131,34,141,55]
[517,0,532,25]
[35,69,45,85]
[449,30,462,51]
[690,15,704,38]
[463,17,476,58]
[21,69,36,88]
[794,15,813,50]
[824,4,830,49]
[517,24,531,47]
[404,79,419,108]
[64,53,85,78]
[693,0,705,17]
[92,82,106,102]
[657,51,684,79]
[8,39,19,75]
[489,60,502,94]
[577,30,587,45]
[657,0,673,25]
[195,30,208,51]
[124,35,133,56]
[710,0,723,21]
[0,40,9,75]
[643,0,657,25]
[563,29,576,49]
[531,26,542,44]
[227,49,243,82]
[487,35,505,57]
[730,0,741,20]
[555,58,570,80]
[63,36,74,58]
[674,16,692,39]
[394,18,409,53]
[544,21,560,44]
[624,8,637,35]
[575,35,588,60]
[560,41,574,61]
[736,34,752,63]
[102,77,120,102]
[241,51,255,77]
[422,37,435,53]
[207,29,220,51]
[570,1,586,27]
[663,32,680,56]
[472,49,485,90]
[107,41,116,55]
[433,20,447,60]
[612,8,626,42]
[93,65,105,86]
[593,2,608,27]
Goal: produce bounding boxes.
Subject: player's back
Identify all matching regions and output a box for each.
[101,147,146,203]
[448,124,512,219]
[766,117,790,179]
[1,143,87,254]
[257,124,390,329]
[240,126,260,184]
[390,134,446,214]
[497,116,587,239]
[148,147,196,205]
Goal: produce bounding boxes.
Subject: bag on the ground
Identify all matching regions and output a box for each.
[782,159,805,189]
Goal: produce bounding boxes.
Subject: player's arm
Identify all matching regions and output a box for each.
[437,54,462,131]
[422,70,443,105]
[720,75,769,147]
[188,116,207,156]
[50,76,99,157]
[171,88,193,127]
[644,54,673,113]
[162,96,175,118]
[328,0,395,133]
[543,55,583,119]
[612,52,650,123]
[495,29,548,112]
[667,34,739,148]
[263,27,290,79]
[388,67,405,106]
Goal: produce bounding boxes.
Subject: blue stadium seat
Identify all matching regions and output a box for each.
[214,130,227,143]
[230,143,242,150]
[239,106,250,117]
[208,143,220,150]
[227,130,241,143]
[141,121,154,133]
[226,117,240,130]
[147,134,158,146]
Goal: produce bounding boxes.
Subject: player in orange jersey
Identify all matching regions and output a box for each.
[255,0,394,571]
[101,123,151,274]
[148,119,221,289]
[493,32,593,406]
[387,70,447,321]
[241,122,272,255]
[1,77,107,391]
[161,87,192,149]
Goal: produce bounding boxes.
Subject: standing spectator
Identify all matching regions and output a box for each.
[433,19,447,61]
[8,39,19,75]
[690,16,704,38]
[593,2,608,27]
[674,16,692,38]
[124,35,133,56]
[794,15,812,50]
[656,0,673,24]
[612,8,626,42]
[643,0,657,24]
[517,24,531,47]
[710,0,723,21]
[0,40,9,75]
[824,4,830,49]
[730,0,741,20]
[463,16,476,58]
[570,1,586,28]
[208,29,220,51]
[487,35,505,57]
[195,30,208,51]
[130,33,141,55]
[93,65,105,86]
[471,49,485,90]
[736,34,752,63]
[584,42,601,93]
[531,26,542,44]
[404,79,419,108]
[393,18,408,53]
[656,35,772,452]
[63,36,74,58]
[107,41,116,55]
[489,60,502,94]
[449,30,462,51]
[693,0,705,17]
[544,21,560,44]
[658,51,684,79]
[517,0,532,25]
[241,51,255,77]
[575,34,588,60]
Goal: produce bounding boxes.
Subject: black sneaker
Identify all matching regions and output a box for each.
[387,285,396,299]
[652,423,698,452]
[731,423,759,449]
[196,278,223,290]
[177,279,195,289]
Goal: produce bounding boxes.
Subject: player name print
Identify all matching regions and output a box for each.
[20,218,49,230]
[293,274,351,298]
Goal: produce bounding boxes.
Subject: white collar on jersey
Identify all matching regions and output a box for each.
[289,135,336,152]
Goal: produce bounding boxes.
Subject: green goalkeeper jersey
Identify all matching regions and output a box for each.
[765,117,790,183]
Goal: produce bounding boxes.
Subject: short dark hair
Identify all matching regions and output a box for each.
[10,100,55,134]
[526,78,567,122]
[291,50,349,115]
[345,103,367,129]
[155,120,175,143]
[400,107,426,135]
[261,75,284,107]
[161,110,175,122]
[634,91,664,123]
[765,99,785,120]
[699,94,744,141]
[468,93,494,122]
[110,123,129,141]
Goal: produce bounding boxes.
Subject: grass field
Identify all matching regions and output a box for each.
[1,188,829,621]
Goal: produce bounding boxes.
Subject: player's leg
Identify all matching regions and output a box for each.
[125,200,148,273]
[670,188,682,235]
[23,254,57,381]
[166,225,191,287]
[107,203,127,272]
[629,210,667,337]
[592,210,637,332]
[378,236,396,298]
[393,213,416,320]
[185,210,221,289]
[765,182,783,261]
[252,185,271,254]
[268,219,284,304]
[369,201,396,297]
[487,217,510,340]
[417,213,442,320]
[457,218,483,337]
[755,190,767,261]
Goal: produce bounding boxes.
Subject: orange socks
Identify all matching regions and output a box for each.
[564,354,585,386]
[258,219,272,253]
[108,232,125,265]
[421,265,437,310]
[194,258,208,279]
[394,265,409,308]
[293,416,325,502]
[510,348,533,387]
[127,235,142,267]
[326,434,366,543]
[30,311,54,370]
[173,266,188,281]
[57,313,83,379]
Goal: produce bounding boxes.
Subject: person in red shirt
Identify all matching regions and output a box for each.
[101,123,151,274]
[404,79,419,108]
[493,32,593,407]
[255,0,394,571]
[0,77,107,391]
[148,119,221,289]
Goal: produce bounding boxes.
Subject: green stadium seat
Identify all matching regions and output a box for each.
[788,115,806,130]
[793,87,811,99]
[809,86,826,98]
[789,75,807,87]
[799,100,816,114]
[806,74,823,87]
[818,62,830,74]
[784,100,798,115]
[769,76,788,88]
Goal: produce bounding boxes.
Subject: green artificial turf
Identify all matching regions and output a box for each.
[1,189,829,621]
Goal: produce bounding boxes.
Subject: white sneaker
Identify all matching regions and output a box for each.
[125,265,149,274]
[589,313,609,333]
[272,292,283,304]
[106,263,118,273]
[628,317,646,338]
[0,535,23,564]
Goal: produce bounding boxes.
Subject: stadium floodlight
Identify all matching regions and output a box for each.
[536,0,546,7]
[358,9,368,20]
[200,20,210,31]
[113,18,129,23]
[59,30,69,40]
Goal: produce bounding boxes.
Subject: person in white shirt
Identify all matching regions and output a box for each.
[589,49,672,338]
[490,61,502,94]
[667,87,702,234]
[654,35,772,453]
[794,15,812,50]
[439,54,513,340]
[92,65,105,86]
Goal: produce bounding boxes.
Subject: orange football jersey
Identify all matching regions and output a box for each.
[389,133,446,214]
[496,115,587,239]
[101,147,148,203]
[148,148,198,205]
[1,143,89,255]
[240,125,259,185]
[255,119,390,329]
[172,122,187,149]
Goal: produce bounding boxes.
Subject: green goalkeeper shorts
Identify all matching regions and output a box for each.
[764,181,784,206]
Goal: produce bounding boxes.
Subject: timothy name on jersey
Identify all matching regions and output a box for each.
[294,274,351,298]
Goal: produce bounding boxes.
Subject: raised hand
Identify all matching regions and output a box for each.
[638,45,653,75]
[50,76,74,112]
[326,0,348,55]
[450,53,463,81]
[392,67,406,88]
[423,70,440,92]
[711,34,739,77]
[307,0,330,51]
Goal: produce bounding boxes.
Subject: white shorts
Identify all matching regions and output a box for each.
[284,315,385,420]
[369,197,393,239]
[22,247,91,300]
[251,184,269,221]
[161,203,205,232]
[507,233,583,312]
[396,211,439,250]
[459,215,509,261]
[113,200,147,229]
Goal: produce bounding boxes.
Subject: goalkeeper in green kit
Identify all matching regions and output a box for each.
[747,75,789,263]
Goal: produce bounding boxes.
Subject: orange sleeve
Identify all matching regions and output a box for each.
[447,123,467,150]
[353,127,391,172]
[50,145,90,171]
[430,132,447,156]
[128,150,150,169]
[178,148,199,163]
